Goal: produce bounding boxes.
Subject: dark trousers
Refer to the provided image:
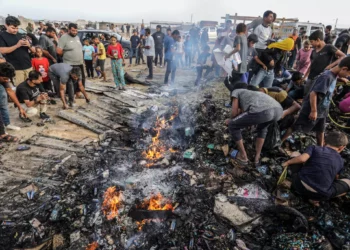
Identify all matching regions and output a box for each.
[288,49,297,68]
[137,49,144,64]
[72,64,86,87]
[147,56,153,77]
[164,59,177,84]
[185,51,191,67]
[155,48,163,66]
[42,81,53,92]
[195,65,211,84]
[84,60,94,78]
[49,71,75,103]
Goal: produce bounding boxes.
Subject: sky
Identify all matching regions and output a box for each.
[0,0,349,28]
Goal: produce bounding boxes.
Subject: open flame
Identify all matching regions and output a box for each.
[102,187,123,220]
[86,242,98,250]
[142,108,178,167]
[136,193,174,230]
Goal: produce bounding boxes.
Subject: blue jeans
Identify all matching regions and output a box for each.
[0,84,10,126]
[240,72,249,83]
[130,48,138,65]
[250,69,274,88]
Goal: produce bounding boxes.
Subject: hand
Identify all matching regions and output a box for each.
[325,65,332,70]
[52,58,57,63]
[19,108,27,118]
[63,104,69,110]
[17,39,27,48]
[22,40,31,47]
[86,98,90,104]
[309,111,317,121]
[262,65,267,71]
[282,161,289,168]
[225,119,230,126]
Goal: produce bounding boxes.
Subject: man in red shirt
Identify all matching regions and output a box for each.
[107,36,126,90]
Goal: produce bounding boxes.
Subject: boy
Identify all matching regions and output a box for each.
[282,56,350,146]
[144,28,155,80]
[304,30,345,95]
[195,45,211,85]
[164,30,180,85]
[282,131,350,206]
[246,34,266,83]
[93,37,107,82]
[286,72,305,100]
[16,71,50,119]
[83,39,95,78]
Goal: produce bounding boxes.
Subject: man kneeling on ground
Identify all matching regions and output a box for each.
[282,131,350,206]
[49,63,90,109]
[16,70,50,119]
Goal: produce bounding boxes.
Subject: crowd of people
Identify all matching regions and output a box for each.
[1,12,350,205]
[222,10,350,206]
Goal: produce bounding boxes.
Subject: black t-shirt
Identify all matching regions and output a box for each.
[0,31,32,70]
[16,80,45,103]
[259,48,283,70]
[152,32,165,49]
[130,35,140,49]
[309,45,338,80]
[335,33,350,54]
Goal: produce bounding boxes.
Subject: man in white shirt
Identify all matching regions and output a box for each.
[253,10,274,51]
[144,28,155,80]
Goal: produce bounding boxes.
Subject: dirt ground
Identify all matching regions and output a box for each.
[0,53,230,191]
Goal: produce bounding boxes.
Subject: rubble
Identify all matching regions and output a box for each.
[1,92,350,250]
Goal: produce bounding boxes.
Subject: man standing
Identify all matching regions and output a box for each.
[57,23,85,87]
[49,63,89,109]
[0,62,27,130]
[130,30,140,66]
[0,16,36,86]
[16,71,50,119]
[36,21,46,36]
[59,27,68,38]
[164,30,180,85]
[189,24,200,61]
[39,27,58,65]
[253,10,274,51]
[324,25,333,45]
[144,28,155,80]
[26,23,34,34]
[126,24,131,37]
[139,24,145,36]
[152,25,165,68]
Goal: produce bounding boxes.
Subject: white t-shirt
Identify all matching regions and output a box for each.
[144,36,155,57]
[254,24,272,50]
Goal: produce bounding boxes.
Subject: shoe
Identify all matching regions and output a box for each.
[19,114,32,123]
[68,102,75,108]
[118,86,122,90]
[159,65,163,68]
[121,86,126,91]
[40,113,50,119]
[146,76,153,80]
[6,124,21,131]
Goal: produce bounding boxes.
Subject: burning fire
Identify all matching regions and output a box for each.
[142,108,178,167]
[102,187,123,220]
[86,242,98,250]
[136,193,174,230]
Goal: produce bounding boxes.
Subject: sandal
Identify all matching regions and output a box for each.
[0,134,19,143]
[235,158,249,166]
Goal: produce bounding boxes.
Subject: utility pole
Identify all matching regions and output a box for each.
[334,18,338,30]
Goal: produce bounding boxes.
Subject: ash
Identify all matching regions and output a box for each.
[1,97,350,250]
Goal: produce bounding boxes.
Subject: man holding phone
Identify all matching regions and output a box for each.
[16,71,50,120]
[0,16,35,86]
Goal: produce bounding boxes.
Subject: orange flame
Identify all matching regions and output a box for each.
[142,108,178,166]
[101,187,123,220]
[86,242,98,250]
[136,193,174,230]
